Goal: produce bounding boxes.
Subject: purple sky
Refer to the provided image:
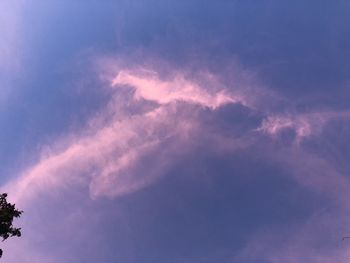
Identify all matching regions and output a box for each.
[2,1,350,262]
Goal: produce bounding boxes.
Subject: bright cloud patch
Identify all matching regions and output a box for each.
[3,65,246,205]
[258,110,350,143]
[112,70,244,109]
[258,115,313,141]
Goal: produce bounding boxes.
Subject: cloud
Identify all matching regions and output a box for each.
[258,114,313,140]
[258,110,350,144]
[6,58,350,208]
[112,69,244,109]
[4,55,350,262]
[3,63,248,205]
[2,1,350,262]
[232,111,350,263]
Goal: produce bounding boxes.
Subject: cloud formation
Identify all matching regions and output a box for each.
[258,110,350,144]
[3,64,247,205]
[3,57,350,263]
[3,1,350,262]
[112,70,243,109]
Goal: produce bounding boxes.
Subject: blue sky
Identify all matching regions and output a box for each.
[1,1,350,262]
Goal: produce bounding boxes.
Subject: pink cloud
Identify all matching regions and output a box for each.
[5,54,350,262]
[3,56,350,262]
[232,114,350,263]
[3,64,248,205]
[112,69,245,109]
[258,114,313,142]
[258,110,350,144]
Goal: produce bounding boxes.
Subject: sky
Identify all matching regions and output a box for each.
[1,0,350,262]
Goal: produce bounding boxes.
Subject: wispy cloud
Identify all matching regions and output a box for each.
[4,54,350,262]
[234,111,350,263]
[258,110,350,144]
[3,63,247,205]
[112,69,243,109]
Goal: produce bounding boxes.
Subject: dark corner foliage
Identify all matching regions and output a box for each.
[0,193,22,258]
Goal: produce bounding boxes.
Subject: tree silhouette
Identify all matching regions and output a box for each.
[0,193,22,258]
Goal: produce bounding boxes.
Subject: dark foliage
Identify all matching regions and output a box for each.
[0,193,22,258]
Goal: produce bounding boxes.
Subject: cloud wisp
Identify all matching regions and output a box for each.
[5,60,350,207]
[112,70,244,109]
[258,109,350,144]
[3,57,350,263]
[3,65,246,205]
